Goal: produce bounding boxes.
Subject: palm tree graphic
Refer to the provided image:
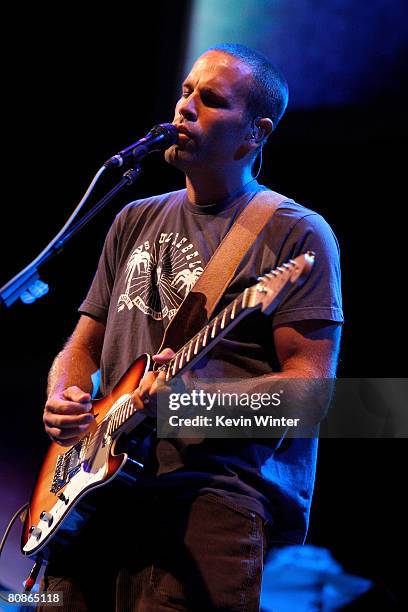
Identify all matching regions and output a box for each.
[172,267,203,296]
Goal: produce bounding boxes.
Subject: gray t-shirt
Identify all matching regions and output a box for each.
[79,180,343,544]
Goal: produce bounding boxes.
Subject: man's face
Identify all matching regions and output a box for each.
[165,51,254,171]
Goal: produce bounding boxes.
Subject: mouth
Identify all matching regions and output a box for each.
[174,124,194,139]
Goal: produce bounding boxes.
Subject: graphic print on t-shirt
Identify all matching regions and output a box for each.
[117,231,203,321]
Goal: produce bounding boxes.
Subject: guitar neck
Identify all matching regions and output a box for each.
[160,252,315,383]
[162,287,259,383]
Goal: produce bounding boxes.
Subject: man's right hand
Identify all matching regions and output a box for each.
[43,386,95,447]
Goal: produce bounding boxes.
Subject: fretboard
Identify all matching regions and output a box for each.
[162,285,258,383]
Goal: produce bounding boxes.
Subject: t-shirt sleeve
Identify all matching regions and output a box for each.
[272,212,344,326]
[78,211,123,322]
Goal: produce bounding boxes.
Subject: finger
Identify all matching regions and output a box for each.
[152,347,175,363]
[150,372,169,395]
[157,371,167,384]
[130,389,146,411]
[136,372,158,398]
[63,386,92,403]
[46,401,93,415]
[43,412,94,429]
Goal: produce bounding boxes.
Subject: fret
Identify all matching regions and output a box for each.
[118,407,124,427]
[186,340,194,362]
[242,288,250,309]
[165,363,172,383]
[231,299,238,320]
[210,316,219,339]
[128,399,134,417]
[202,325,210,347]
[117,409,123,429]
[178,346,186,369]
[117,405,124,427]
[115,408,122,429]
[125,400,131,420]
[120,404,127,426]
[221,308,228,330]
[172,354,179,377]
[194,332,202,355]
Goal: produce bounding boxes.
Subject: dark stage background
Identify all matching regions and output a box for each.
[1,2,406,607]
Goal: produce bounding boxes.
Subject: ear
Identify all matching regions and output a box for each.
[251,117,274,143]
[238,117,274,161]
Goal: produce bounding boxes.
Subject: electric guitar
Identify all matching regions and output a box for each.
[21,251,315,558]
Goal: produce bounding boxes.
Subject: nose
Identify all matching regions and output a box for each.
[177,93,198,122]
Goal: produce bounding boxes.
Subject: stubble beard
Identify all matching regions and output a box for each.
[164,143,199,171]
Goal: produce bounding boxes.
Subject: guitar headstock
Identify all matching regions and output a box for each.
[251,251,315,315]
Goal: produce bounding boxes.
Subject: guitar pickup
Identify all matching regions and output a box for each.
[50,438,86,494]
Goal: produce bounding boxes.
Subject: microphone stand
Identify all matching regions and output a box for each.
[0,165,142,309]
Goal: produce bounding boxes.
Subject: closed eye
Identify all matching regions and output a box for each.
[181,86,229,108]
[200,91,229,108]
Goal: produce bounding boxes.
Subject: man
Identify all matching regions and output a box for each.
[41,44,343,611]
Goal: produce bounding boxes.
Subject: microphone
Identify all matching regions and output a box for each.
[104,123,178,168]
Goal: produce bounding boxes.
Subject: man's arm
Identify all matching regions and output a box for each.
[43,315,105,446]
[273,319,342,378]
[269,320,342,425]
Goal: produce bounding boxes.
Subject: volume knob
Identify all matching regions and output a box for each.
[29,526,42,540]
[40,511,54,526]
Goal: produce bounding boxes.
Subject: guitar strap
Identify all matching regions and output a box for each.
[157,188,292,354]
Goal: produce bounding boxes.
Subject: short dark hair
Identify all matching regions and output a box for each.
[207,43,289,129]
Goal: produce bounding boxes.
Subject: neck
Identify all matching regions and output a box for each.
[185,167,254,205]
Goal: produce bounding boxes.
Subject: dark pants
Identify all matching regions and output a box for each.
[36,491,266,611]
